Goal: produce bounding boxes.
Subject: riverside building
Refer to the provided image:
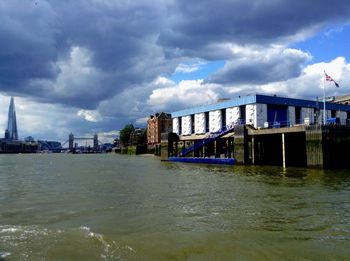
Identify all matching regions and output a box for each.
[168,94,350,169]
[172,94,350,136]
[147,112,172,154]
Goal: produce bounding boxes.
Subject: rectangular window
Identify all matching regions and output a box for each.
[221,109,226,129]
[191,115,195,134]
[239,105,246,124]
[179,118,182,135]
[205,112,209,132]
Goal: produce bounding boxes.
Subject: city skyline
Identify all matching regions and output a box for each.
[1,1,350,141]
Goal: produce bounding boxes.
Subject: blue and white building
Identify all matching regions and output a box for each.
[172,94,350,137]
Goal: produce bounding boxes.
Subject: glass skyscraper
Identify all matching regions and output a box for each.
[5,97,18,140]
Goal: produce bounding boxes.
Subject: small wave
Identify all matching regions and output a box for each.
[0,227,21,233]
[1,225,135,260]
[0,251,11,258]
[79,225,136,259]
[79,226,91,232]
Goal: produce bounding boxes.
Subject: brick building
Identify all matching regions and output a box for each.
[147,112,172,149]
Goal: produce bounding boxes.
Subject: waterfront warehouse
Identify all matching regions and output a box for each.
[169,94,350,169]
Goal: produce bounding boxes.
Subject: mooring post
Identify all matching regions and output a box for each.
[282,133,286,168]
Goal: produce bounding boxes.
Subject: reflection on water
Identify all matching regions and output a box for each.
[0,154,349,260]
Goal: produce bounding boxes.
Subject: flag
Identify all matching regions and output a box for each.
[325,72,339,87]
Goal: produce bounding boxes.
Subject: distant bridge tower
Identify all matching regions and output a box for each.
[69,133,74,151]
[5,97,18,140]
[93,134,98,151]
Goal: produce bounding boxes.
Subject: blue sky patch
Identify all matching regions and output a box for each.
[292,24,350,63]
[171,60,226,83]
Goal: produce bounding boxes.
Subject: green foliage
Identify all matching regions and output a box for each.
[136,128,147,145]
[119,124,134,146]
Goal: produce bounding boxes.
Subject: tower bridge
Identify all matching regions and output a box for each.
[62,133,101,153]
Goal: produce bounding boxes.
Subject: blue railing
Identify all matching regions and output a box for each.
[264,120,291,128]
[264,119,311,128]
[178,122,236,157]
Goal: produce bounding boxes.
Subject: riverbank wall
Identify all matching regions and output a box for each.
[118,145,147,155]
[165,125,350,169]
[0,139,38,153]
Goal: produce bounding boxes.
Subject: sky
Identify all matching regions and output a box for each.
[1,0,350,143]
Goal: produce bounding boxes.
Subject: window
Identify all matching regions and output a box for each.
[221,109,226,129]
[179,118,182,135]
[239,105,246,124]
[205,112,209,132]
[191,115,195,134]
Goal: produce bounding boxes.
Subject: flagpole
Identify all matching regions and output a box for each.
[323,72,326,125]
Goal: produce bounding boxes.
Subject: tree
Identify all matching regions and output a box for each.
[119,124,134,146]
[136,128,147,145]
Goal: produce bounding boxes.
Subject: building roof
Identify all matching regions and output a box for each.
[171,94,350,118]
[334,95,350,104]
[149,112,171,119]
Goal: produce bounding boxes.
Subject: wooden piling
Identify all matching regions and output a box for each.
[233,125,249,164]
[305,126,323,168]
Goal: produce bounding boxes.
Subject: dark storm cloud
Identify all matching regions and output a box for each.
[0,1,59,88]
[208,49,311,85]
[159,0,350,54]
[55,1,163,73]
[1,0,350,111]
[0,0,169,108]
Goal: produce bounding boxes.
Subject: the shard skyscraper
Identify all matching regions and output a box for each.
[5,97,18,140]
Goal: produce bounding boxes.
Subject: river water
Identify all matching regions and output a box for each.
[0,154,349,260]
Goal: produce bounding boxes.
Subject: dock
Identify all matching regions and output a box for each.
[162,124,350,169]
[161,94,350,169]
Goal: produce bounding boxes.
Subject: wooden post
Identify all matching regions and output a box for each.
[305,126,323,168]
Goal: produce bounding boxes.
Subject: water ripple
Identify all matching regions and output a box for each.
[0,154,349,259]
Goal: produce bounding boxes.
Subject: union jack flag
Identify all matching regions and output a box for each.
[325,72,339,88]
